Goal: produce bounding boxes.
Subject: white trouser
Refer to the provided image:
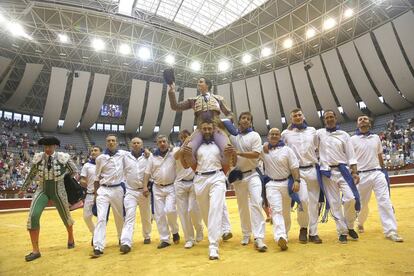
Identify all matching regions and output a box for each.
[266,181,291,242]
[222,200,231,234]
[175,180,203,242]
[322,170,356,236]
[234,173,265,239]
[194,171,226,251]
[153,184,179,243]
[83,194,95,234]
[357,170,397,236]
[93,185,125,251]
[295,178,309,232]
[300,167,320,236]
[120,188,152,247]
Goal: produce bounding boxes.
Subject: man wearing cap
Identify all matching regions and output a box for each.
[143,135,180,249]
[18,136,78,262]
[119,137,152,254]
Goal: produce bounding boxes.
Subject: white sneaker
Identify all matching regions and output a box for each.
[387,233,403,242]
[184,240,194,249]
[254,238,267,252]
[241,236,250,246]
[196,231,204,242]
[209,248,219,260]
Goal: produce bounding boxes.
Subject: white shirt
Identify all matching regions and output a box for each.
[95,150,127,185]
[229,131,262,172]
[351,133,382,171]
[173,147,195,181]
[317,129,357,170]
[80,162,96,193]
[196,143,222,173]
[124,151,149,189]
[261,145,299,180]
[145,150,176,185]
[282,126,318,166]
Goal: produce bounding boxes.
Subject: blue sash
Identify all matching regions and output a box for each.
[288,176,302,211]
[320,164,361,212]
[315,164,330,222]
[261,174,301,209]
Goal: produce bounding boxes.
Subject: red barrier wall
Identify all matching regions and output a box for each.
[1,174,412,210]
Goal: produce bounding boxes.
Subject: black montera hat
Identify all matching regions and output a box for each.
[38,136,60,146]
[163,68,175,85]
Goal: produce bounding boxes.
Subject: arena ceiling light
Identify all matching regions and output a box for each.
[118,43,131,55]
[323,18,337,30]
[283,38,293,49]
[138,46,151,60]
[242,53,252,64]
[0,13,5,23]
[306,28,316,39]
[261,47,272,58]
[91,38,105,51]
[165,54,175,65]
[7,21,32,40]
[344,8,354,18]
[190,60,201,72]
[58,33,69,43]
[118,0,135,16]
[218,60,231,72]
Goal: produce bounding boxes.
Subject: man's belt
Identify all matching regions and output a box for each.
[329,165,340,168]
[268,177,288,182]
[299,165,314,169]
[195,169,223,176]
[181,178,194,182]
[86,192,95,195]
[101,183,123,188]
[358,168,382,173]
[127,186,144,190]
[156,182,174,187]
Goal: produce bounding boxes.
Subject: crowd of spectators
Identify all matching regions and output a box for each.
[0,113,413,197]
[379,116,414,170]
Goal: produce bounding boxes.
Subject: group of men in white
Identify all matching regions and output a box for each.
[80,108,403,261]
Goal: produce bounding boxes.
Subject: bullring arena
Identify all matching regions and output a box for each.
[1,0,414,275]
[1,183,414,275]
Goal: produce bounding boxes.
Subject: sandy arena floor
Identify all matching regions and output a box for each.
[1,186,413,276]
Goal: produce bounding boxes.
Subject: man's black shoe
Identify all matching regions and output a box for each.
[222,232,233,241]
[25,252,41,262]
[120,244,131,254]
[309,235,322,244]
[339,235,348,244]
[90,249,103,258]
[299,228,308,244]
[173,233,180,244]
[348,229,359,240]
[144,238,151,244]
[157,241,171,249]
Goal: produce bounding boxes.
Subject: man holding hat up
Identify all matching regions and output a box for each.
[18,136,79,262]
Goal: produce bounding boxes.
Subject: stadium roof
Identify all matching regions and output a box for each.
[0,0,413,120]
